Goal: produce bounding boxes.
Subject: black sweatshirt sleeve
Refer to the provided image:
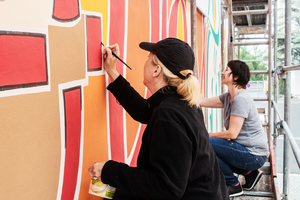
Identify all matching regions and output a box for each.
[107,75,152,124]
[101,117,193,199]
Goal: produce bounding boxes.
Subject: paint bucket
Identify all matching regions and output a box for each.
[88,178,116,199]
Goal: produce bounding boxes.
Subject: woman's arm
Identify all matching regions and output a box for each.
[100,119,193,199]
[201,96,224,108]
[103,44,120,82]
[209,115,245,139]
[103,43,152,123]
[107,76,152,123]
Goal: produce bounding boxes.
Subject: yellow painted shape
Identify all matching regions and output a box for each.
[177,1,184,41]
[81,0,109,45]
[213,0,216,30]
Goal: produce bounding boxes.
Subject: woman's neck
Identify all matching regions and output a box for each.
[229,86,244,102]
[146,79,168,95]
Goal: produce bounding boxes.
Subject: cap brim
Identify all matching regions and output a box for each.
[139,42,155,52]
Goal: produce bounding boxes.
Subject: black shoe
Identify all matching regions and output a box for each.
[228,184,243,197]
[242,169,263,190]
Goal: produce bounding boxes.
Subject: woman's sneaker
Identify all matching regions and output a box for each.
[242,169,263,190]
[228,184,243,197]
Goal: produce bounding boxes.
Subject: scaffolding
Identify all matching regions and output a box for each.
[221,0,300,199]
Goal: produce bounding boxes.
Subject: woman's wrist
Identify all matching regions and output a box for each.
[106,69,120,82]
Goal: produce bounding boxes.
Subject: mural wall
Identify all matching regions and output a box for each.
[197,0,222,132]
[0,0,222,199]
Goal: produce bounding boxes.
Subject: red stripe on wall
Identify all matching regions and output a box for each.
[109,0,126,162]
[162,0,168,40]
[86,16,102,71]
[168,0,179,38]
[0,32,48,90]
[53,0,80,22]
[61,87,82,200]
[151,0,160,43]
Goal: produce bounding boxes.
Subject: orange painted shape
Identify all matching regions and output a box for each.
[126,0,150,165]
[79,75,108,200]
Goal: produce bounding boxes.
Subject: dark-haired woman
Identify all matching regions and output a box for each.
[201,60,269,197]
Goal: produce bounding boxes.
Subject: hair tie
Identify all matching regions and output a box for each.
[186,73,192,79]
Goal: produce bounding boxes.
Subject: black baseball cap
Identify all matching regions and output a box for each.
[139,38,194,80]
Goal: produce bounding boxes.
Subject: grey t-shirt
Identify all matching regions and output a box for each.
[219,90,269,156]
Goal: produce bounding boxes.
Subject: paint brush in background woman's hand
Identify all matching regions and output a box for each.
[101,42,132,70]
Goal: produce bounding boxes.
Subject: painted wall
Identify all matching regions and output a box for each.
[196,0,222,132]
[0,0,222,199]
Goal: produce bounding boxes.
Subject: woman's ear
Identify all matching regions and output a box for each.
[152,65,161,78]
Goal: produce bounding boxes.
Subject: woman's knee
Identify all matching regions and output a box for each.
[209,137,222,145]
[209,137,230,148]
[209,137,229,155]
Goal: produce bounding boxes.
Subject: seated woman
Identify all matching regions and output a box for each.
[201,60,269,197]
[89,38,229,200]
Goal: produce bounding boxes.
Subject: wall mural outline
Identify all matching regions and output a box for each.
[0,0,223,199]
[57,79,87,200]
[52,0,80,22]
[83,11,105,76]
[0,25,50,98]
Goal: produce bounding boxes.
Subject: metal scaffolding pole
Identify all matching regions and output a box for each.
[233,41,269,46]
[283,0,292,199]
[267,0,273,161]
[228,0,234,60]
[273,0,279,148]
[221,3,227,129]
[232,9,269,16]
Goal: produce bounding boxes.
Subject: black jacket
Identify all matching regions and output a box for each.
[102,75,229,200]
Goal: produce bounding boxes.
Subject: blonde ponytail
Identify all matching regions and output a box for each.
[153,55,201,108]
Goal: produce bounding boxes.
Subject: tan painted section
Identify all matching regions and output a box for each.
[0,16,86,199]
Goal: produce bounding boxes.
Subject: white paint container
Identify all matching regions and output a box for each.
[88,178,116,199]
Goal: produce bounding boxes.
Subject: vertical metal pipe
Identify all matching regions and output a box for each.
[267,0,273,155]
[191,0,197,75]
[228,0,234,60]
[273,0,278,148]
[283,0,292,199]
[221,4,227,132]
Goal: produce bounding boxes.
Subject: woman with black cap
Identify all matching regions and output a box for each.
[89,38,229,200]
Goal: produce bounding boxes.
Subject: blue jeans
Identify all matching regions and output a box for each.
[209,137,268,186]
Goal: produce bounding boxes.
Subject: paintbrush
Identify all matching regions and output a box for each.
[101,42,132,70]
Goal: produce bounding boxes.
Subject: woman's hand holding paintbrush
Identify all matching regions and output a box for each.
[102,43,123,82]
[101,42,132,70]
